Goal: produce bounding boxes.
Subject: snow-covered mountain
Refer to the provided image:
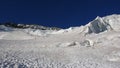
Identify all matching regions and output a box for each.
[0,14,120,68]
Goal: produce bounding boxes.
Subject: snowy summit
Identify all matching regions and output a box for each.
[0,14,120,68]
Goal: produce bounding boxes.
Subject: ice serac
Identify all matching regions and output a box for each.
[85,14,120,34]
[86,16,112,33]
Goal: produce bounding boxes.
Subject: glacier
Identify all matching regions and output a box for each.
[0,14,120,68]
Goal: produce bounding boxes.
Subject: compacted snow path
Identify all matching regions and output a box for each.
[0,14,120,68]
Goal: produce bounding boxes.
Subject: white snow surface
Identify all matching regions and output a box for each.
[0,14,120,68]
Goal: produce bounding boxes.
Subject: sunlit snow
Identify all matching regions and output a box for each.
[0,14,120,68]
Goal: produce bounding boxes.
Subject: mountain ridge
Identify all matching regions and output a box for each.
[0,22,61,30]
[0,14,120,34]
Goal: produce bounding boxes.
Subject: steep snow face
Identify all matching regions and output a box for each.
[103,14,120,31]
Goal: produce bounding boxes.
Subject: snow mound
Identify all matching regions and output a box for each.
[80,39,94,47]
[25,29,60,36]
[57,42,77,47]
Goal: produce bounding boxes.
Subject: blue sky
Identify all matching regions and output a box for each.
[0,0,120,28]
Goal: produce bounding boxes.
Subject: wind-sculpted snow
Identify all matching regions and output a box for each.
[0,14,120,68]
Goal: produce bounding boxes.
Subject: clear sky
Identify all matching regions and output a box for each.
[0,0,120,28]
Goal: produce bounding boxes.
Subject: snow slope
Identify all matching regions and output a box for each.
[0,14,120,68]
